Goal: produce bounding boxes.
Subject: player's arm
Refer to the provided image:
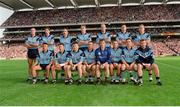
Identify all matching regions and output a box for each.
[47,36,54,45]
[105,34,111,44]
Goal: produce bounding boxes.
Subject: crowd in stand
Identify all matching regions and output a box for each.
[2,5,180,26]
[0,43,26,59]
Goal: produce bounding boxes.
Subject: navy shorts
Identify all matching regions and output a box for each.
[40,64,49,70]
[27,49,39,59]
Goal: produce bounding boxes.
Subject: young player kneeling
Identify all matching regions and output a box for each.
[109,41,123,84]
[66,42,85,84]
[121,38,138,84]
[95,39,111,84]
[31,43,53,84]
[51,43,69,84]
[82,41,96,83]
[136,39,162,86]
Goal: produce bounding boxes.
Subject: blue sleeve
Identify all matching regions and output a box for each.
[39,36,43,44]
[116,33,119,41]
[88,34,92,41]
[25,37,29,44]
[35,37,40,44]
[147,33,151,41]
[77,35,80,42]
[50,35,54,43]
[59,36,61,43]
[134,36,139,42]
[96,34,99,43]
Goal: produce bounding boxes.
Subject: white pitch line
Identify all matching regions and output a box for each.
[156,61,180,70]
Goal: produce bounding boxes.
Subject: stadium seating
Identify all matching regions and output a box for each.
[1,5,180,26]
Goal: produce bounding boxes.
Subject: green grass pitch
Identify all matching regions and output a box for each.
[0,56,180,106]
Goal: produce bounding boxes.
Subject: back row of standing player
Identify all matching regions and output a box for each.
[25,24,162,86]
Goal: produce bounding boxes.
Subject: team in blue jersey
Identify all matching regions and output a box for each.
[25,24,162,86]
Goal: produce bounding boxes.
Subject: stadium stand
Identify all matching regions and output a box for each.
[1,5,180,26]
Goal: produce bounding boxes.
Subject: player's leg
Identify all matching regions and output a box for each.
[77,64,83,84]
[96,64,101,84]
[43,65,51,84]
[82,65,88,83]
[151,64,162,86]
[65,65,72,84]
[51,64,62,84]
[129,63,136,82]
[27,58,33,81]
[137,63,143,86]
[148,70,153,82]
[115,63,121,83]
[121,64,126,84]
[89,65,96,83]
[109,64,115,83]
[31,65,42,84]
[104,63,109,83]
[51,64,56,82]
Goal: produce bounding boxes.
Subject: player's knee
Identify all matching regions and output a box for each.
[152,63,158,69]
[134,64,138,71]
[138,64,143,68]
[121,64,126,70]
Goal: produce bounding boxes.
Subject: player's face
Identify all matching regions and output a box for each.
[99,41,106,48]
[113,41,119,49]
[42,44,48,51]
[45,29,50,36]
[58,45,64,52]
[140,41,147,48]
[72,44,79,51]
[81,26,86,34]
[138,25,145,34]
[126,39,132,47]
[121,25,127,33]
[88,42,93,50]
[63,29,68,36]
[31,28,36,36]
[101,24,106,33]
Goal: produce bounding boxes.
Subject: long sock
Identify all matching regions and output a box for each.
[138,76,143,83]
[156,77,160,82]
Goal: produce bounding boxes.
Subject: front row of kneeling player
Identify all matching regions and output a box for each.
[31,39,162,86]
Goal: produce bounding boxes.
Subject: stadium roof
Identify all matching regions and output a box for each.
[0,0,180,11]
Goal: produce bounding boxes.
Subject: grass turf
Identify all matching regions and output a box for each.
[0,56,180,106]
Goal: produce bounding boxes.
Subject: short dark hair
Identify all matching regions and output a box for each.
[72,41,78,46]
[58,43,64,46]
[42,42,48,45]
[99,39,105,43]
[126,38,132,41]
[140,39,146,42]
